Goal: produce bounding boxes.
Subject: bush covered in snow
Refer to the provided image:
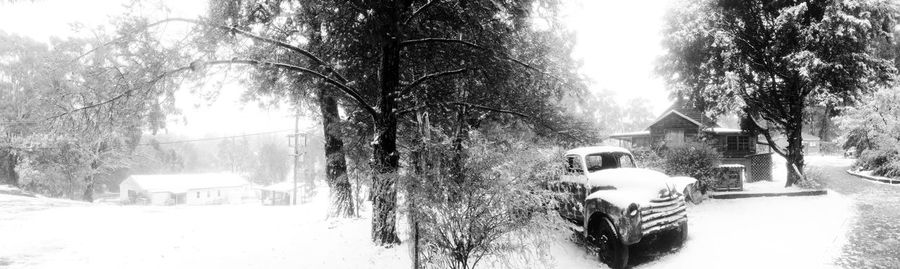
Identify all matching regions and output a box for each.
[838,87,900,178]
[855,148,900,178]
[631,147,665,172]
[402,132,566,269]
[661,142,721,192]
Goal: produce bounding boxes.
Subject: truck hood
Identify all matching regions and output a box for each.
[585,168,692,206]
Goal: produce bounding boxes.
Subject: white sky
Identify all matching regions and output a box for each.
[564,0,673,115]
[0,0,675,136]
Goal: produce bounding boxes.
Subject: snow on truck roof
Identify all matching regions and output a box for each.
[565,146,631,156]
[122,173,249,193]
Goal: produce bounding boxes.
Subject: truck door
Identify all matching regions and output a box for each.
[557,155,588,223]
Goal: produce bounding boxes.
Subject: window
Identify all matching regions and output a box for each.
[665,129,684,146]
[618,154,635,168]
[585,152,635,172]
[207,191,210,198]
[565,156,583,174]
[585,155,604,171]
[217,190,221,197]
[196,192,200,198]
[726,135,751,151]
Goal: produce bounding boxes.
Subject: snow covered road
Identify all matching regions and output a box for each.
[627,193,850,269]
[810,156,900,269]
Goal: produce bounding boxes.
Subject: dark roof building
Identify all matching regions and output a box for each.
[610,101,755,159]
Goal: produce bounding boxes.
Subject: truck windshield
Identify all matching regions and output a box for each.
[585,152,636,172]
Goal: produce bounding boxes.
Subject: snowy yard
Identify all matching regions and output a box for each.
[0,191,408,269]
[0,184,851,269]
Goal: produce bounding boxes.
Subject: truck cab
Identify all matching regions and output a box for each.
[553,146,694,268]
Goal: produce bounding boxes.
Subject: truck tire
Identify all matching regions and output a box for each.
[591,218,629,269]
[674,221,688,248]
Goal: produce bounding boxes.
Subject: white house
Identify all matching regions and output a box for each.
[256,181,301,205]
[119,173,250,205]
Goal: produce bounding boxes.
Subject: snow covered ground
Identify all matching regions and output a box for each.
[0,182,851,269]
[0,188,408,269]
[634,193,851,268]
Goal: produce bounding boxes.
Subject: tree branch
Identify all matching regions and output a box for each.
[199,59,377,117]
[752,117,788,158]
[51,59,378,121]
[400,38,544,74]
[47,65,193,121]
[149,18,351,82]
[401,68,467,94]
[451,102,529,118]
[397,101,528,118]
[74,18,351,84]
[403,0,442,25]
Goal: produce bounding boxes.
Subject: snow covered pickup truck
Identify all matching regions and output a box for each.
[551,146,696,269]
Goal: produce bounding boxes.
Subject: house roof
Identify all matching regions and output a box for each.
[565,146,631,156]
[702,127,744,134]
[645,110,701,129]
[643,101,721,131]
[610,101,738,140]
[122,173,249,193]
[609,130,651,138]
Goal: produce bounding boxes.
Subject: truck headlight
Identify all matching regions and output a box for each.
[625,203,640,218]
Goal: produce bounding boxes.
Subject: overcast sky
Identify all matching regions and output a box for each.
[0,0,674,137]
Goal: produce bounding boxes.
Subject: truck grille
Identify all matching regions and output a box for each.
[640,193,686,236]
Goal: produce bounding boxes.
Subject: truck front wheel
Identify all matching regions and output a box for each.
[590,218,629,269]
[674,221,688,248]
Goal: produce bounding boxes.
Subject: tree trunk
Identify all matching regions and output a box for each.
[371,1,402,245]
[784,109,805,187]
[318,87,355,218]
[83,158,102,202]
[0,149,18,186]
[304,12,354,216]
[817,104,833,142]
[83,175,95,202]
[450,106,469,185]
[371,115,401,245]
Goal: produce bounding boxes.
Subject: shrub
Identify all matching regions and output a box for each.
[661,142,721,192]
[631,148,664,172]
[855,148,897,171]
[403,132,565,269]
[853,148,900,178]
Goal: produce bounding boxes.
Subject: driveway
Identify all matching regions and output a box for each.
[807,156,900,269]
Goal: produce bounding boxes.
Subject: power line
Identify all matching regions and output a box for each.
[139,129,294,146]
[1,129,302,151]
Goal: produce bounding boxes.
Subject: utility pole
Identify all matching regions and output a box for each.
[292,114,300,206]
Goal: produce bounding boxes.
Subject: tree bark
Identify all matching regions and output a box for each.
[83,160,101,202]
[817,104,833,142]
[784,103,805,187]
[450,106,469,185]
[318,87,355,218]
[83,176,95,202]
[0,149,18,186]
[371,1,402,245]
